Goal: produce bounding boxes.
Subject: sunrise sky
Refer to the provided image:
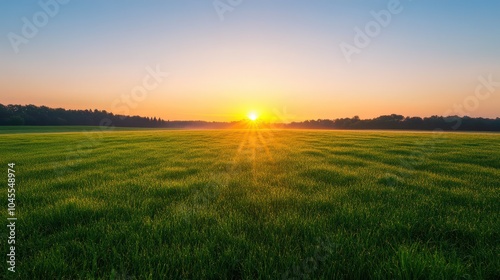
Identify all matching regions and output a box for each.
[1,0,499,121]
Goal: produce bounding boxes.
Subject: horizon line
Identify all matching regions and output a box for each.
[2,103,499,124]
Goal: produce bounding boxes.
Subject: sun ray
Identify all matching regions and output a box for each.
[256,129,274,161]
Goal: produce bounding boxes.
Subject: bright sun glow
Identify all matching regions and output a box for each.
[248,112,258,121]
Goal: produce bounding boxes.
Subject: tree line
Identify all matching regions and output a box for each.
[0,104,166,127]
[283,114,500,131]
[1,104,499,131]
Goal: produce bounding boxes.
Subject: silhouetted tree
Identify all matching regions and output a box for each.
[1,103,499,131]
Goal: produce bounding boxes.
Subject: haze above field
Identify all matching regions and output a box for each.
[1,0,499,121]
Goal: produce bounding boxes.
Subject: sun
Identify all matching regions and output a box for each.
[248,112,258,121]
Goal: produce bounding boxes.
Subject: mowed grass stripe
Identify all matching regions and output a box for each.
[0,128,498,279]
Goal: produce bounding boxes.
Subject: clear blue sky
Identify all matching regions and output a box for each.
[1,0,499,121]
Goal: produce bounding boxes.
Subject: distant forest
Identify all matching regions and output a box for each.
[1,104,499,131]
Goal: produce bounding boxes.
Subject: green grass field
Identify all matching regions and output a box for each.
[1,127,499,279]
